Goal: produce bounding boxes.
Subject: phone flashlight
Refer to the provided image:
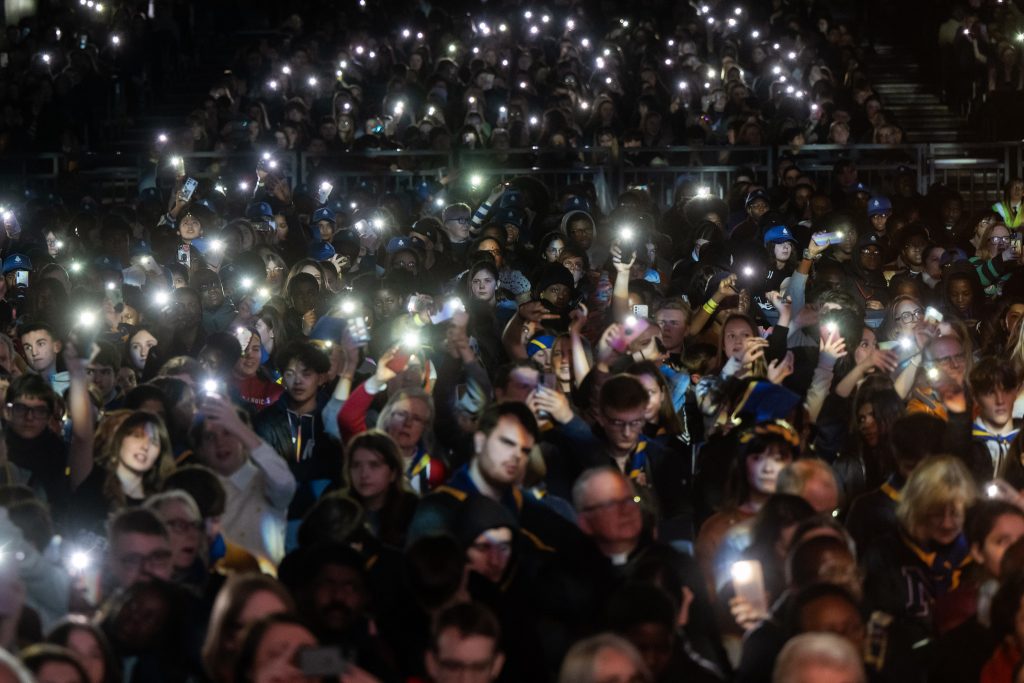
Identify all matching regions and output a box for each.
[157,133,168,144]
[78,311,97,327]
[742,266,754,277]
[240,277,254,290]
[988,484,1000,497]
[402,330,421,349]
[105,281,116,291]
[927,367,940,380]
[469,174,483,188]
[824,321,838,335]
[203,379,219,396]
[256,287,270,299]
[697,186,712,198]
[153,290,170,307]
[210,239,224,253]
[69,550,90,573]
[341,299,357,315]
[899,337,913,350]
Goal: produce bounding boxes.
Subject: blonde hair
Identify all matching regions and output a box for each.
[558,633,651,683]
[896,455,977,541]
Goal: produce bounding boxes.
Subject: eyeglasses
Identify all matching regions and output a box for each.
[990,236,1011,245]
[163,519,203,534]
[7,403,49,420]
[582,495,639,515]
[896,309,923,323]
[447,216,471,224]
[117,548,172,571]
[604,416,646,432]
[932,352,966,368]
[87,367,114,376]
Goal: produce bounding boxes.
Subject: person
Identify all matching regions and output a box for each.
[425,602,505,683]
[144,489,205,587]
[342,430,418,547]
[18,322,69,396]
[771,632,866,683]
[191,394,297,563]
[102,508,174,598]
[695,421,797,597]
[68,410,174,535]
[557,633,653,683]
[909,334,974,462]
[407,401,579,554]
[19,644,91,683]
[87,341,124,410]
[201,573,296,683]
[969,357,1021,479]
[231,326,283,410]
[45,616,121,683]
[861,455,977,681]
[255,341,336,540]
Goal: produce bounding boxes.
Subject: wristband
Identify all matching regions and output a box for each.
[702,299,719,315]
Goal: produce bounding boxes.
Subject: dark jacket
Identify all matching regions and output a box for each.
[255,392,339,521]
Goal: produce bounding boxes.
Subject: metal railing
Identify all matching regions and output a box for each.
[0,143,1021,214]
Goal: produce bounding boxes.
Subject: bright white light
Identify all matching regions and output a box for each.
[697,186,711,198]
[79,311,97,327]
[751,30,760,39]
[281,65,291,75]
[742,266,754,277]
[110,34,121,46]
[157,133,168,143]
[988,484,1000,497]
[154,290,170,306]
[238,181,249,191]
[341,299,356,315]
[402,330,421,348]
[240,277,253,290]
[402,28,411,38]
[210,239,224,253]
[105,281,116,291]
[69,551,90,572]
[678,81,688,90]
[203,379,219,394]
[307,76,318,87]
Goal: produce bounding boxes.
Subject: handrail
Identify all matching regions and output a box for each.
[0,143,1021,211]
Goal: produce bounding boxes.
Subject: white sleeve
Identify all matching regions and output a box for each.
[249,442,298,512]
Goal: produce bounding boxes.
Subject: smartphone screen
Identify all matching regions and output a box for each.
[177,244,190,267]
[181,177,198,202]
[14,271,28,288]
[632,304,649,319]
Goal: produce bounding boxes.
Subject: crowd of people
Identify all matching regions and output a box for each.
[1,1,1024,683]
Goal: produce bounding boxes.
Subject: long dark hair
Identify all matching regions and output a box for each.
[46,617,122,683]
[343,430,417,546]
[850,377,905,487]
[234,614,316,683]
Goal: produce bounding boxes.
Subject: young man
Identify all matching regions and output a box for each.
[191,269,236,334]
[442,203,474,262]
[969,357,1021,479]
[426,602,505,683]
[255,341,335,542]
[558,374,688,542]
[408,401,579,553]
[18,322,69,396]
[87,341,123,410]
[193,393,297,563]
[4,374,69,507]
[654,299,691,368]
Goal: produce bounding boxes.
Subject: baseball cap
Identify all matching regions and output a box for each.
[867,196,892,217]
[2,253,30,274]
[312,207,336,225]
[763,225,797,245]
[386,237,417,255]
[308,240,336,261]
[93,255,123,272]
[745,189,770,208]
[245,201,274,221]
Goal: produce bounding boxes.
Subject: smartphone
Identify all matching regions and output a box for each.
[618,228,637,262]
[924,306,944,324]
[632,304,649,319]
[386,349,412,373]
[730,560,768,617]
[611,317,651,352]
[181,177,198,202]
[878,341,900,351]
[14,271,28,288]
[317,181,333,205]
[430,298,466,325]
[297,647,348,677]
[812,231,845,247]
[346,317,371,346]
[542,372,557,389]
[176,243,190,267]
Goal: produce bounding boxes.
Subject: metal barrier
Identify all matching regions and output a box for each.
[0,144,1021,214]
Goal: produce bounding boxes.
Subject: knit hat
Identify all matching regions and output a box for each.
[533,262,575,293]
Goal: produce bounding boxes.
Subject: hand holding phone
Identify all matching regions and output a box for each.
[180,177,198,202]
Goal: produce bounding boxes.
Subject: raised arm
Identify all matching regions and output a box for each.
[64,344,96,492]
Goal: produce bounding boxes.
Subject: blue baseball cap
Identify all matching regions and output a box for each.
[493,207,526,229]
[245,201,274,221]
[763,225,797,245]
[563,195,591,214]
[745,189,770,208]
[867,196,892,217]
[308,240,336,261]
[527,335,556,358]
[130,239,154,257]
[386,237,417,255]
[852,182,871,195]
[2,253,30,274]
[309,316,346,343]
[312,207,336,225]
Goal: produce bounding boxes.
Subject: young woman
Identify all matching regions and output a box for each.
[715,313,765,378]
[880,295,925,343]
[202,574,296,683]
[972,222,1020,297]
[832,380,905,501]
[342,430,419,547]
[231,326,283,411]
[68,411,174,534]
[45,617,120,683]
[125,326,160,375]
[695,421,797,599]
